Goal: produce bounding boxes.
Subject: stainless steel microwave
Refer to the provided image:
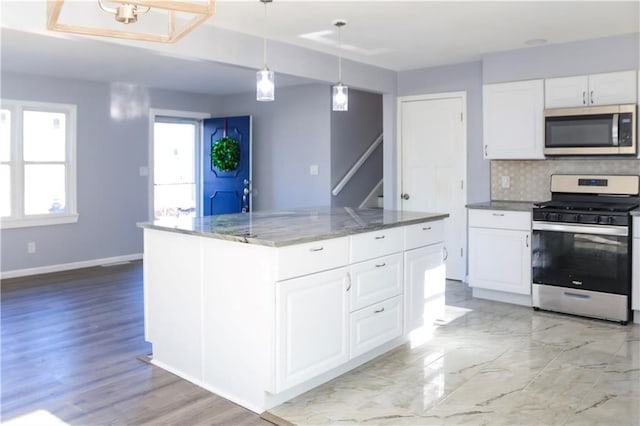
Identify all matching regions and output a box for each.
[544,104,637,156]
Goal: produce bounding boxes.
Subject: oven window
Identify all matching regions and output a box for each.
[545,114,613,147]
[532,230,629,294]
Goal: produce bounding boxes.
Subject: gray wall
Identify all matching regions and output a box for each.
[397,61,488,204]
[220,84,332,211]
[0,72,220,273]
[330,89,383,208]
[483,33,639,83]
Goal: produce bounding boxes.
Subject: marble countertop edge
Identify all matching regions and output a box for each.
[138,208,449,247]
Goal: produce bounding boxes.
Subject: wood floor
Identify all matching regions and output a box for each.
[1,261,273,425]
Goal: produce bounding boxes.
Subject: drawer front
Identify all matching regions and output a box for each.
[277,237,350,281]
[351,227,403,263]
[350,253,403,311]
[468,209,531,231]
[350,295,402,359]
[404,220,444,250]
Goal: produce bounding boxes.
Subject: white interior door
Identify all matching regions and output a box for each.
[399,94,467,281]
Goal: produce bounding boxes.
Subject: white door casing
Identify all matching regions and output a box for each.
[397,93,467,281]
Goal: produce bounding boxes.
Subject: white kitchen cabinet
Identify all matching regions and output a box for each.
[545,70,637,108]
[405,242,446,331]
[275,267,350,392]
[633,217,639,311]
[350,253,403,312]
[468,210,532,297]
[483,79,545,159]
[350,295,403,358]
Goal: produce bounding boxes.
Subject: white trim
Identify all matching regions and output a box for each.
[1,253,143,279]
[148,108,211,221]
[332,132,383,197]
[359,179,383,209]
[1,99,78,229]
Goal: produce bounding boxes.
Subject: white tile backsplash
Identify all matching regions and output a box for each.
[491,159,640,202]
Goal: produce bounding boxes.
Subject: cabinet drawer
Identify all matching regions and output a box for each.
[350,227,403,263]
[350,253,403,311]
[468,209,531,231]
[277,237,349,281]
[350,295,402,359]
[404,220,444,250]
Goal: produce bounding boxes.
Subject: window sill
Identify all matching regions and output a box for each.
[1,213,79,229]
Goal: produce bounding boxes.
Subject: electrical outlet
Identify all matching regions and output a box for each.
[501,175,511,189]
[27,242,36,254]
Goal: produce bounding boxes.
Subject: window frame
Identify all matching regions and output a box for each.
[1,99,78,229]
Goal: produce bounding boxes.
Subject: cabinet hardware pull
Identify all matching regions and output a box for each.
[375,263,386,268]
[309,247,324,252]
[375,235,385,240]
[492,213,505,217]
[374,307,385,313]
[443,247,448,261]
[590,90,594,104]
[582,91,586,105]
[484,144,488,157]
[346,272,352,292]
[422,226,432,231]
[526,235,529,248]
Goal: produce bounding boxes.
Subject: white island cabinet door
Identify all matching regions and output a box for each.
[275,267,350,392]
[633,217,639,311]
[404,242,445,332]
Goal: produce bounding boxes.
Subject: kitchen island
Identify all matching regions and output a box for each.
[138,207,448,413]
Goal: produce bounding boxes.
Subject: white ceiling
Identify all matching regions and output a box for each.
[1,1,639,96]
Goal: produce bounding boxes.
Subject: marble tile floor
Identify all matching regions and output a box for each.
[267,281,640,425]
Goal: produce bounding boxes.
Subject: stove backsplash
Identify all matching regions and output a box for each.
[491,159,640,202]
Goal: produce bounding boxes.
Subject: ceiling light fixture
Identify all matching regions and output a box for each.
[256,0,275,102]
[332,20,348,112]
[47,0,215,43]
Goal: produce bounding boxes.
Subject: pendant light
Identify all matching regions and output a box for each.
[332,20,348,111]
[256,0,275,101]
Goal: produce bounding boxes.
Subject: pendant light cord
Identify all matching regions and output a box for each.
[263,1,268,67]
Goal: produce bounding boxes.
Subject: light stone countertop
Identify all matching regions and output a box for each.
[138,207,448,247]
[466,200,539,212]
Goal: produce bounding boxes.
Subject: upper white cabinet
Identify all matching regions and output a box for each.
[545,70,637,108]
[483,79,545,159]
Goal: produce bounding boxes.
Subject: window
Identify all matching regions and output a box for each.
[1,100,77,229]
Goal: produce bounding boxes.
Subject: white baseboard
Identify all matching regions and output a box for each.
[1,253,143,279]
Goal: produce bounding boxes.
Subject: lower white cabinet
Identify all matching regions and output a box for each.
[275,267,350,392]
[405,243,446,331]
[350,295,403,358]
[468,210,532,296]
[633,217,639,311]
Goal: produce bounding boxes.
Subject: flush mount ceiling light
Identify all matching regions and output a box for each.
[256,0,274,102]
[47,0,215,43]
[332,19,348,112]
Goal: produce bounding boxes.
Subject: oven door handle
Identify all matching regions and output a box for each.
[532,221,628,237]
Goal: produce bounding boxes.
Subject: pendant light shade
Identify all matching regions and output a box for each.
[332,20,348,112]
[257,68,275,101]
[257,0,275,102]
[332,83,348,111]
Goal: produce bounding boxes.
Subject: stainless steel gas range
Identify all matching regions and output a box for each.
[532,175,640,324]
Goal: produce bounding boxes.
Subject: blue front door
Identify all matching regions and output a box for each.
[202,116,251,215]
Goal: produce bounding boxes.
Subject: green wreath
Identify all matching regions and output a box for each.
[211,136,240,172]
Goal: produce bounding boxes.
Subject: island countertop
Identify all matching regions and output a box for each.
[137,207,448,247]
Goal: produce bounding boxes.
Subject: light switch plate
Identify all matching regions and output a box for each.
[309,165,319,176]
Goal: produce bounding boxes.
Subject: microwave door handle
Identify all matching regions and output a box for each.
[612,113,619,146]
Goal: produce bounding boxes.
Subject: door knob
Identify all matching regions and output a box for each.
[401,193,410,200]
